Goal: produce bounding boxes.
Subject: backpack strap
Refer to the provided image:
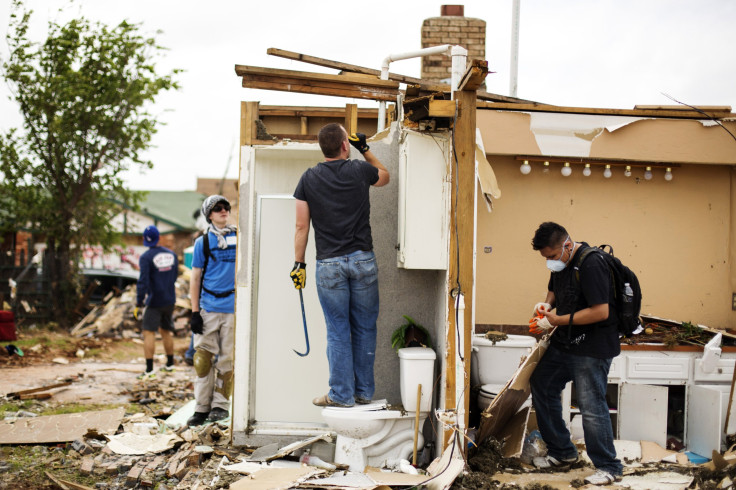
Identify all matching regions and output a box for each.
[198,232,235,300]
[568,246,601,332]
[198,233,212,300]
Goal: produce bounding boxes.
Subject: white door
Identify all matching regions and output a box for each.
[253,195,329,424]
[618,382,668,447]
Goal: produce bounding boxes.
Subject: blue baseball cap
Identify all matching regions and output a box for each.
[143,225,160,247]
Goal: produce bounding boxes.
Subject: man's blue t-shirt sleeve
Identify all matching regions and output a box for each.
[136,254,150,306]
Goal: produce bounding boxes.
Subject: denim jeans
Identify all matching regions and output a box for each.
[530,343,623,476]
[316,250,379,406]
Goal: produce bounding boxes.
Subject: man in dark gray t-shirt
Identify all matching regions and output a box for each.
[291,123,389,408]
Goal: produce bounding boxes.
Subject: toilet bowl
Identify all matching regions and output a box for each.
[471,334,536,410]
[321,347,436,472]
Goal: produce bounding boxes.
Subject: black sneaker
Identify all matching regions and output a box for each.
[206,407,229,422]
[187,411,209,427]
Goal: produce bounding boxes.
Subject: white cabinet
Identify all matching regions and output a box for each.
[397,130,450,270]
[686,384,736,456]
[618,383,669,447]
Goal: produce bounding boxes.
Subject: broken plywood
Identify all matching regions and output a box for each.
[0,407,124,444]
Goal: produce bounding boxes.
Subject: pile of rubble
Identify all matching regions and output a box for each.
[71,278,192,339]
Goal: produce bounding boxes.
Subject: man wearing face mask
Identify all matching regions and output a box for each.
[529,222,622,486]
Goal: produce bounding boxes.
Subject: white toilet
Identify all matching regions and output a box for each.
[471,333,537,410]
[321,347,435,472]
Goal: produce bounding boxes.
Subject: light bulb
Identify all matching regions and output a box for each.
[582,163,591,177]
[644,167,653,180]
[561,162,572,177]
[624,165,632,177]
[543,161,550,173]
[603,164,612,179]
[665,168,673,181]
[520,160,531,175]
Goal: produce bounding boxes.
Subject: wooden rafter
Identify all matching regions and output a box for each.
[264,47,537,104]
[235,65,400,102]
[478,101,734,119]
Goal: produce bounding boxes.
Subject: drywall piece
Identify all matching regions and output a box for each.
[475,128,500,213]
[476,338,547,444]
[497,405,530,458]
[618,471,693,490]
[0,407,124,444]
[229,466,323,489]
[640,440,680,464]
[528,112,639,156]
[425,444,465,490]
[364,466,430,486]
[302,471,378,488]
[247,433,332,462]
[106,432,182,455]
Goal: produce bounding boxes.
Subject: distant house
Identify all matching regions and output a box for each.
[112,190,207,260]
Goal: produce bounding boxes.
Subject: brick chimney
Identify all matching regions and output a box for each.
[421,5,486,85]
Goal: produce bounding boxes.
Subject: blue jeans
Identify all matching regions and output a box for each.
[530,343,622,476]
[316,250,379,406]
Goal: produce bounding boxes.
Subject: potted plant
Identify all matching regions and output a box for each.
[391,315,432,352]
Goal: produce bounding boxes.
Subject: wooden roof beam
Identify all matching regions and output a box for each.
[235,65,400,102]
[478,101,735,119]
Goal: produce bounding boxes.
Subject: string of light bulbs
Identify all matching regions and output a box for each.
[517,158,676,181]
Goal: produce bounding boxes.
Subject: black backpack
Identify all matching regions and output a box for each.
[573,244,643,337]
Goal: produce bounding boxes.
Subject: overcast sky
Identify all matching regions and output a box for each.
[1,0,734,191]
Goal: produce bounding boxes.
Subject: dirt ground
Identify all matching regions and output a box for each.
[1,330,193,406]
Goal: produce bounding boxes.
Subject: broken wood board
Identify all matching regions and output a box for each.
[6,381,71,399]
[477,337,548,444]
[229,466,323,489]
[0,407,124,444]
[299,471,380,489]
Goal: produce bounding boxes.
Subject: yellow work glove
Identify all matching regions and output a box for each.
[290,262,307,289]
[133,306,141,321]
[348,133,370,154]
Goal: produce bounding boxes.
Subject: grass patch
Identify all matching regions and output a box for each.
[36,403,131,416]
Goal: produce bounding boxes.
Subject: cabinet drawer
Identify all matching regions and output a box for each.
[608,355,624,382]
[694,358,735,383]
[626,356,690,382]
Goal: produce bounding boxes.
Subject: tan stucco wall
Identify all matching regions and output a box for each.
[475,156,736,329]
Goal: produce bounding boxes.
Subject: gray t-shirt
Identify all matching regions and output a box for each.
[294,158,379,260]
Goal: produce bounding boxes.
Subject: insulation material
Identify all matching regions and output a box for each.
[0,407,124,444]
[475,128,501,212]
[527,112,640,156]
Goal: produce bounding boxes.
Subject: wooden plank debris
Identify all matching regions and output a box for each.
[7,381,71,399]
[265,47,535,104]
[458,60,489,92]
[235,65,400,102]
[478,101,734,119]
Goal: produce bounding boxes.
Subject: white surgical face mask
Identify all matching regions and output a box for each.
[546,237,572,272]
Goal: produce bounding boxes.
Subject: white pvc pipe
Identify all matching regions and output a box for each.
[455,293,466,434]
[377,44,468,132]
[510,0,521,97]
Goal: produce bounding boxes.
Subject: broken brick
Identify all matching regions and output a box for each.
[79,456,94,475]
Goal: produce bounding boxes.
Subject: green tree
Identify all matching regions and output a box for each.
[0,1,179,326]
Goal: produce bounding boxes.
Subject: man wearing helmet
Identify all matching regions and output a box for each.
[187,195,237,426]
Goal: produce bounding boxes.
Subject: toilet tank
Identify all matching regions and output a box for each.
[398,347,436,412]
[471,334,536,387]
